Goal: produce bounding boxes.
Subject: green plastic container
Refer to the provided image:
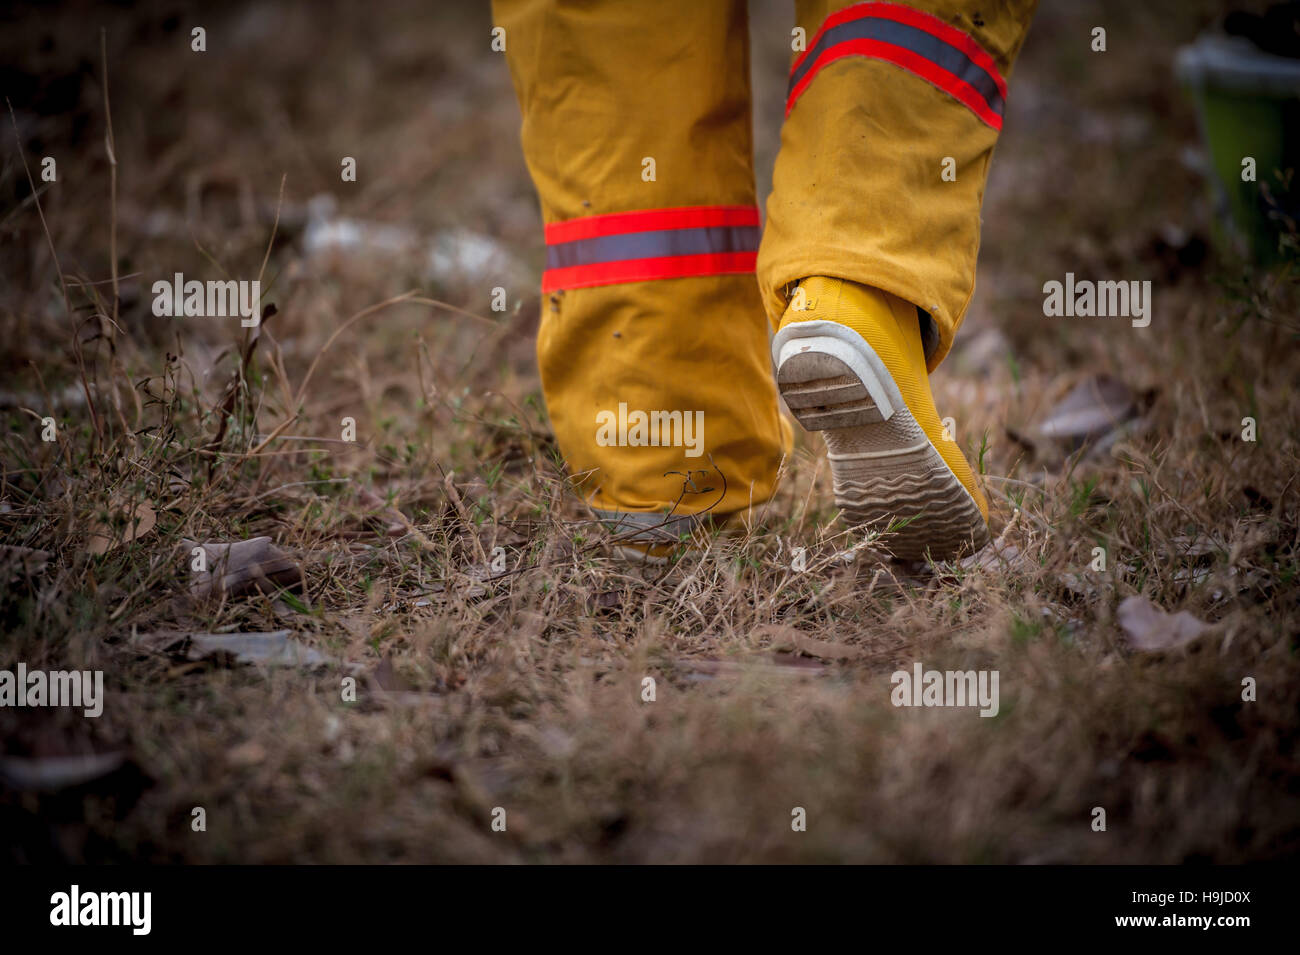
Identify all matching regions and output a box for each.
[1176,33,1300,263]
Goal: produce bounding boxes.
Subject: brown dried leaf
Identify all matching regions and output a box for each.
[180,536,303,599]
[755,623,863,661]
[133,629,327,667]
[589,590,624,612]
[226,740,267,766]
[87,500,156,554]
[0,752,127,791]
[1118,596,1209,652]
[1166,535,1221,560]
[356,486,407,537]
[1036,375,1136,444]
[960,541,1024,572]
[371,655,411,692]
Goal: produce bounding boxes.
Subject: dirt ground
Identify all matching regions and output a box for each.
[2,0,1299,863]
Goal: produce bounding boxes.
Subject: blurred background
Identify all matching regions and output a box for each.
[2,1,1295,388]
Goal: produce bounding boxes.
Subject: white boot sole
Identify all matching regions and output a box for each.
[773,320,989,560]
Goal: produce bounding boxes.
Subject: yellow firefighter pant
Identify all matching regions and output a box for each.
[494,0,1037,523]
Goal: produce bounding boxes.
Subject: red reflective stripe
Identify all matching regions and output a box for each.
[791,2,866,75]
[786,39,1003,130]
[856,2,1006,97]
[541,252,757,293]
[792,2,1005,98]
[544,205,759,245]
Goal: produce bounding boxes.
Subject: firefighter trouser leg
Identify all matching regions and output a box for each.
[758,0,1038,370]
[493,0,791,528]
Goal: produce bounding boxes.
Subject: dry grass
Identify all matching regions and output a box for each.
[2,0,1299,863]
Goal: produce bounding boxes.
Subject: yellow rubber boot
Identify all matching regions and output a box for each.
[774,276,989,559]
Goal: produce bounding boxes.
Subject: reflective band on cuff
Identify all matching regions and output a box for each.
[787,1,1007,130]
[542,205,760,293]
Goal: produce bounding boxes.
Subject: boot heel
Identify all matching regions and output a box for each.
[775,334,894,429]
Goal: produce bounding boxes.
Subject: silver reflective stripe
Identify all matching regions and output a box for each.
[545,225,761,270]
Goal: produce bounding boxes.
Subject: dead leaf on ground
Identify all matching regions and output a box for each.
[371,655,411,691]
[1035,375,1137,446]
[1061,561,1134,598]
[588,589,624,613]
[755,623,864,661]
[948,325,1012,376]
[0,752,127,791]
[87,499,156,555]
[226,740,268,766]
[180,536,303,599]
[356,486,407,537]
[1117,595,1209,652]
[377,591,441,612]
[1167,535,1222,560]
[959,541,1024,572]
[133,629,327,667]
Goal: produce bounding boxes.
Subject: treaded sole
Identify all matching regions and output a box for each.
[776,344,989,561]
